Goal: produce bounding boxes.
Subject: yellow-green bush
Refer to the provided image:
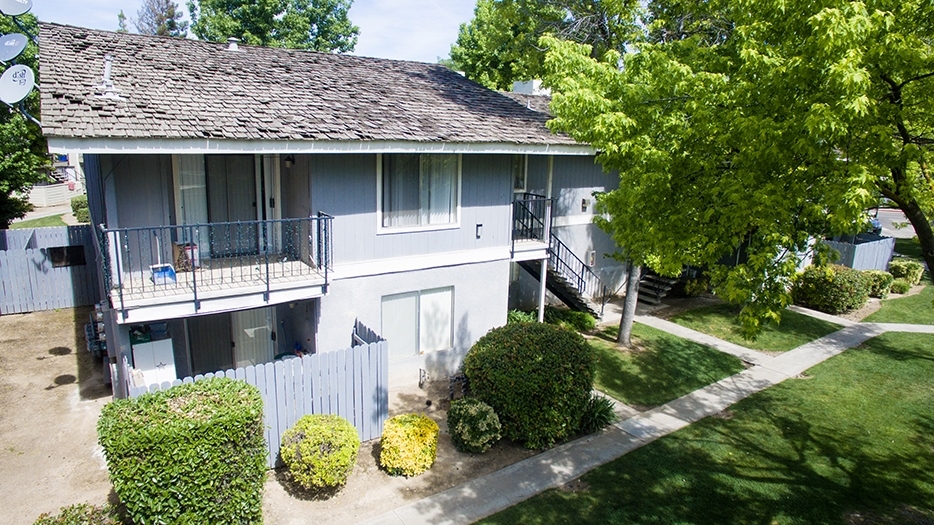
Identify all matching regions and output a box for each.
[379,413,439,477]
[33,504,120,525]
[888,258,924,285]
[280,414,360,490]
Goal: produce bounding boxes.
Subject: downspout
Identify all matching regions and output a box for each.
[537,156,555,323]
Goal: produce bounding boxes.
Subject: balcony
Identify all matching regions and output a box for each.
[97,215,333,323]
[512,192,551,261]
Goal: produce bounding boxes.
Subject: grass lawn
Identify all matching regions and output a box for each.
[9,214,66,229]
[591,324,744,408]
[894,236,923,261]
[864,284,934,325]
[480,332,934,525]
[670,303,842,353]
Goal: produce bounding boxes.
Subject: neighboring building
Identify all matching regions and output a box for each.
[38,23,626,398]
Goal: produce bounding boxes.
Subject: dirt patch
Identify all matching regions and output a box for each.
[0,307,114,524]
[262,379,539,525]
[648,295,726,320]
[836,298,883,322]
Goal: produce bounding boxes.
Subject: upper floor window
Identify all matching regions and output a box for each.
[513,154,528,192]
[380,153,461,230]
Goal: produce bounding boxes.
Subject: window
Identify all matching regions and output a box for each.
[512,155,527,192]
[381,287,454,361]
[380,154,460,229]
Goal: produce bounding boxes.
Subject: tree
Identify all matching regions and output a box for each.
[187,0,358,52]
[542,0,934,335]
[135,0,189,37]
[0,13,49,229]
[450,0,638,90]
[117,10,130,33]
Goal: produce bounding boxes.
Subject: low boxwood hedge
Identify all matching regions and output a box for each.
[98,378,266,525]
[447,398,502,454]
[888,258,924,285]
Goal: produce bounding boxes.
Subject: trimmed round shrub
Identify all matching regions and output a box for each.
[463,322,596,449]
[33,504,120,525]
[683,277,709,297]
[863,270,894,298]
[98,378,266,525]
[888,258,924,285]
[791,264,870,314]
[280,414,360,490]
[447,398,502,453]
[890,278,911,294]
[380,413,439,477]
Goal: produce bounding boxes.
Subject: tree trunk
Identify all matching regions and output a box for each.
[896,197,934,275]
[617,262,642,347]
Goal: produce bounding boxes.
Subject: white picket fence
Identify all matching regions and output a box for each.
[127,342,389,468]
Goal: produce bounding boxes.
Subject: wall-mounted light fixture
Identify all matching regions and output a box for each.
[581,198,590,212]
[284,155,294,169]
[476,223,483,239]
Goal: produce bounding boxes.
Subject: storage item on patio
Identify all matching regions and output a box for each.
[131,336,176,386]
[149,263,176,285]
[173,242,199,271]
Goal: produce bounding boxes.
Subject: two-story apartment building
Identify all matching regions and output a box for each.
[39,23,625,397]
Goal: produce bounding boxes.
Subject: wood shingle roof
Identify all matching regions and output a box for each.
[39,23,577,147]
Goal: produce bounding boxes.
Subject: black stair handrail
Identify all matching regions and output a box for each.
[548,234,610,314]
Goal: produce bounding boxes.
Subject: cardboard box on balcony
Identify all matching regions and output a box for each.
[149,264,176,285]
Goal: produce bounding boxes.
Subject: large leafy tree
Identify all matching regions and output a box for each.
[0,13,49,229]
[135,0,189,37]
[543,0,934,334]
[187,0,358,52]
[450,0,638,90]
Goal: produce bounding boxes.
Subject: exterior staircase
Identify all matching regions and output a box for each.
[637,269,679,305]
[513,194,610,318]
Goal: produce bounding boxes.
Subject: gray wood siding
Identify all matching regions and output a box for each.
[308,154,513,264]
[102,154,174,229]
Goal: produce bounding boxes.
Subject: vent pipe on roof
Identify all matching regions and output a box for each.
[94,53,122,99]
[227,37,240,51]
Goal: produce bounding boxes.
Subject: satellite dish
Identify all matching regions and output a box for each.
[0,0,32,16]
[0,63,34,104]
[0,33,28,62]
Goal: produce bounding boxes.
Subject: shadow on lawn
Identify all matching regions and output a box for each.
[592,327,743,408]
[471,399,934,525]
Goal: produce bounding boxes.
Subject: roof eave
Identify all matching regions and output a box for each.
[46,137,596,156]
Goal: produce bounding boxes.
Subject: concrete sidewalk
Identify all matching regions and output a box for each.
[359,317,901,525]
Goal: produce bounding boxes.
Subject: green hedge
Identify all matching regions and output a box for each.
[98,378,266,525]
[507,309,536,324]
[70,195,89,223]
[280,414,360,490]
[447,398,502,454]
[379,413,439,477]
[863,270,894,298]
[890,278,911,294]
[463,323,595,449]
[544,306,597,332]
[791,265,870,314]
[888,258,924,285]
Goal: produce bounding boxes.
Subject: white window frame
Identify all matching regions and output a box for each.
[376,153,462,234]
[512,154,528,193]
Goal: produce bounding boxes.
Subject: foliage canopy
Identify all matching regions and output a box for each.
[0,13,49,229]
[187,0,359,52]
[542,0,934,333]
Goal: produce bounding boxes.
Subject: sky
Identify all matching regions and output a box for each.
[28,0,478,63]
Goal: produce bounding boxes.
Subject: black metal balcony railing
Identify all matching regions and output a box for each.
[513,192,550,242]
[97,214,333,316]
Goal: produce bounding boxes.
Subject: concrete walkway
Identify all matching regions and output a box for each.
[359,307,934,525]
